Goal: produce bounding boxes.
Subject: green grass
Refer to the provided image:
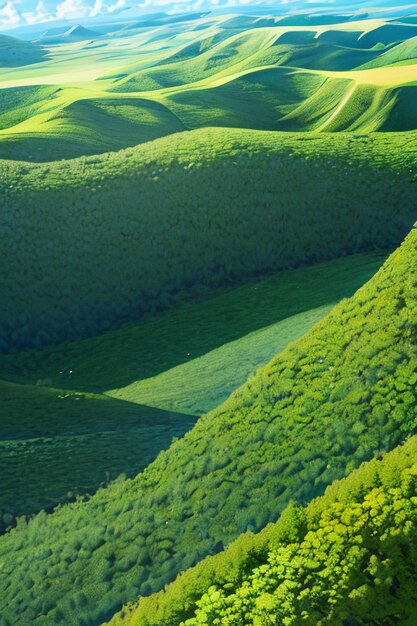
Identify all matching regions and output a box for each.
[0,251,386,525]
[0,226,416,625]
[1,127,416,353]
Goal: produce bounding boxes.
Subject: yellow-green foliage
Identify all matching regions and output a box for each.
[1,128,417,351]
[0,227,416,625]
[110,436,417,626]
[183,482,417,625]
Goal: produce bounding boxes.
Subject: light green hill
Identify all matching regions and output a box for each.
[358,35,417,68]
[1,15,417,159]
[0,223,416,625]
[0,97,186,161]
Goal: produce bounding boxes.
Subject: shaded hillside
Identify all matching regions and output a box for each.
[0,226,416,625]
[1,129,417,352]
[0,34,45,66]
[0,380,195,533]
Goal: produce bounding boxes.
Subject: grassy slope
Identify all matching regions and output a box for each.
[1,227,416,625]
[1,128,416,352]
[0,34,45,67]
[0,252,385,525]
[107,435,417,626]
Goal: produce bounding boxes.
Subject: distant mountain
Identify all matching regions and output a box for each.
[37,24,99,44]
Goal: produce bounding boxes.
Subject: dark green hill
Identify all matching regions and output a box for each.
[0,225,416,625]
[0,33,44,66]
[0,379,195,533]
[1,128,417,352]
[359,23,417,47]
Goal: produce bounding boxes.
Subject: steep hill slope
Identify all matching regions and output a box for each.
[107,435,417,626]
[0,226,416,625]
[1,128,416,352]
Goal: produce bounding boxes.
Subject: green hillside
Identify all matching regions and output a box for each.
[108,434,417,626]
[1,10,417,626]
[0,225,416,625]
[0,251,385,528]
[1,128,416,353]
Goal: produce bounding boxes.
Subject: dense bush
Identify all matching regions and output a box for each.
[0,227,416,625]
[108,435,417,626]
[1,128,417,352]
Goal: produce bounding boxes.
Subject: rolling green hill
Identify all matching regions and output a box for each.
[0,224,416,625]
[1,14,417,160]
[107,434,417,626]
[2,10,417,626]
[1,128,416,353]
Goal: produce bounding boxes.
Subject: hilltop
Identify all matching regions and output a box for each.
[0,224,416,625]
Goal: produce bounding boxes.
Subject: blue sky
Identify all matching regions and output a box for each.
[0,0,273,30]
[0,0,415,32]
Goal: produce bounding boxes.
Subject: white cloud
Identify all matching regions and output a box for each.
[55,0,90,19]
[22,0,53,23]
[0,0,22,26]
[89,0,102,16]
[107,0,124,12]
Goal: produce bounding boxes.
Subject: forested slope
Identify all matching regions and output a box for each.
[0,226,416,625]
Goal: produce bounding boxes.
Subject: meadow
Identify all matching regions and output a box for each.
[1,6,417,626]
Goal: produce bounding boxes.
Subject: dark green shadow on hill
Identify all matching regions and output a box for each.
[0,379,196,529]
[0,251,388,397]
